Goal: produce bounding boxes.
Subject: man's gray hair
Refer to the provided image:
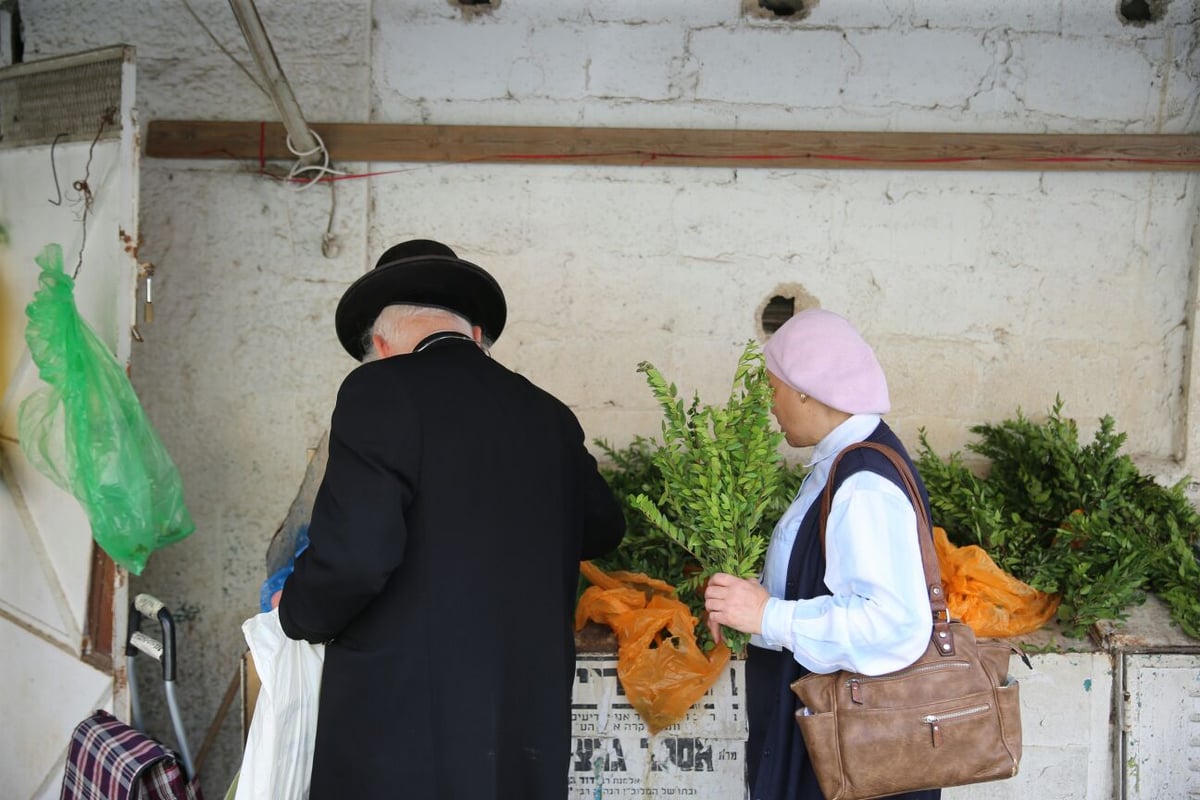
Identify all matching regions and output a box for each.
[361,304,477,362]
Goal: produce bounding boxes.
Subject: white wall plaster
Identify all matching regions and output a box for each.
[12,0,1200,793]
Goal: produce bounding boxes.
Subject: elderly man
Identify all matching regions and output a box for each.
[278,239,625,799]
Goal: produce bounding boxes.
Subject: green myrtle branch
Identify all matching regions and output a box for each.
[628,341,785,654]
[917,396,1200,638]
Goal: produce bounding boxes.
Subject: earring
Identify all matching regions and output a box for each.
[799,393,808,402]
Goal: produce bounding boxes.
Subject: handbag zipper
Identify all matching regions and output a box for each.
[921,704,990,747]
[846,661,970,704]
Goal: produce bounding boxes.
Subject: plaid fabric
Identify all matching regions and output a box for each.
[60,710,203,800]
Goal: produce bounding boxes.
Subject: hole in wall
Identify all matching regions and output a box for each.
[2,0,22,65]
[744,0,818,21]
[449,0,499,15]
[757,283,820,338]
[761,296,795,334]
[1118,0,1164,24]
[11,3,19,64]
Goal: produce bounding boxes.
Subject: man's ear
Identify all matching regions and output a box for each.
[471,325,484,344]
[372,333,394,358]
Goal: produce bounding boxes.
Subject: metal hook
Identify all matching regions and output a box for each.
[48,132,67,206]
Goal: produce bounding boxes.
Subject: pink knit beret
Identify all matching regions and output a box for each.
[763,308,891,415]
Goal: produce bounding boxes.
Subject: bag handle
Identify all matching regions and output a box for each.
[819,441,957,656]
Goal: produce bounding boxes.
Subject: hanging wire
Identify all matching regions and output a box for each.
[277,130,347,257]
[179,0,268,96]
[181,0,345,255]
[283,129,346,188]
[67,107,117,280]
[321,180,339,257]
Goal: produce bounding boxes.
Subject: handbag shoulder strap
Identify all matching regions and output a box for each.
[819,441,957,655]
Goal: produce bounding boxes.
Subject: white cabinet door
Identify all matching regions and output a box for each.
[1123,652,1200,800]
[0,46,138,800]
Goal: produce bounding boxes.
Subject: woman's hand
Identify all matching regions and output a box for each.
[704,572,769,643]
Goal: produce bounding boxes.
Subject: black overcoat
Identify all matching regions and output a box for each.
[279,337,625,799]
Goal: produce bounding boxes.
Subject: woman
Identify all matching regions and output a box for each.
[704,308,940,800]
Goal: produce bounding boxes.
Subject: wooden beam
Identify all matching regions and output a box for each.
[145,120,1200,172]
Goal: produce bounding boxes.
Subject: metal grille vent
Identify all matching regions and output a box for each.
[0,45,129,148]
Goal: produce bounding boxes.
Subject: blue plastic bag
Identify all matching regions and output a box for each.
[259,526,309,611]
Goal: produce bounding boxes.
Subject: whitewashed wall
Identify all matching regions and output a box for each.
[14,0,1200,793]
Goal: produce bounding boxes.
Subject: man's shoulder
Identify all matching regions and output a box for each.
[332,359,420,412]
[340,358,401,389]
[340,352,577,417]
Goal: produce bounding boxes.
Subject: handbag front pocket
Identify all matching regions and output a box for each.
[921,702,992,747]
[797,689,1019,799]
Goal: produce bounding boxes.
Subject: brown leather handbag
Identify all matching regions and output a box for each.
[789,442,1025,800]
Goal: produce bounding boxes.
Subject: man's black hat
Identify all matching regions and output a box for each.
[334,239,507,359]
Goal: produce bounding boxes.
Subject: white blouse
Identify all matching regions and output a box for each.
[754,415,932,676]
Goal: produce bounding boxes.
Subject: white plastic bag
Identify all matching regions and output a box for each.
[234,608,325,800]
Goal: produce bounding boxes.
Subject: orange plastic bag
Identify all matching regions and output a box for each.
[934,526,1060,637]
[576,562,730,734]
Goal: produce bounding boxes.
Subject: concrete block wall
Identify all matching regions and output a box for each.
[944,651,1116,800]
[12,0,1200,793]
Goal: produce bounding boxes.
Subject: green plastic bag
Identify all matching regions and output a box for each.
[18,243,195,574]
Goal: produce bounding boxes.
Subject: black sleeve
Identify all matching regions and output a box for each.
[567,408,625,560]
[279,365,418,643]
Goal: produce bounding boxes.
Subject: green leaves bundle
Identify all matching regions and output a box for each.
[917,397,1200,639]
[592,435,699,588]
[627,341,787,654]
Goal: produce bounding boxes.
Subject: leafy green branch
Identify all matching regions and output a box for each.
[624,341,789,654]
[917,396,1200,638]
